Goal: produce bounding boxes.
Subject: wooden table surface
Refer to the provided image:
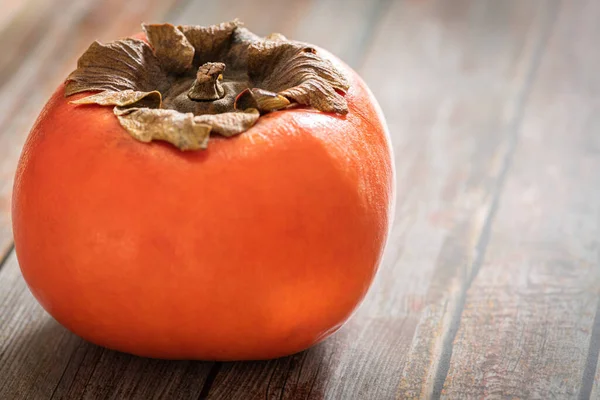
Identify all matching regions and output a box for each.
[1,0,599,399]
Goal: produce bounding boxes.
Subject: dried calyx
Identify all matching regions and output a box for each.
[64,20,350,150]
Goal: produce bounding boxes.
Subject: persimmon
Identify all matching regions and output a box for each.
[12,21,394,360]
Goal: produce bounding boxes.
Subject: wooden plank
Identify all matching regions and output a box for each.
[291,0,389,68]
[0,0,57,81]
[441,1,600,399]
[368,1,552,398]
[0,253,83,400]
[0,1,30,32]
[0,0,185,265]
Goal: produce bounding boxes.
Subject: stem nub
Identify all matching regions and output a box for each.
[188,62,226,101]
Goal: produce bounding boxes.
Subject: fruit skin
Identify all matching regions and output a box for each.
[12,46,394,361]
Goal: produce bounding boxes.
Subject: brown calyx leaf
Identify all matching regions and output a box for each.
[142,23,195,75]
[177,20,248,66]
[65,39,166,96]
[64,20,351,151]
[194,108,259,137]
[115,107,211,150]
[234,88,290,113]
[248,41,350,114]
[70,90,162,108]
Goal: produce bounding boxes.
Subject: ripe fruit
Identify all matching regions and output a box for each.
[12,21,394,360]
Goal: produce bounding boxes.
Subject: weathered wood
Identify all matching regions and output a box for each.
[369,1,552,398]
[0,0,185,266]
[2,1,598,399]
[441,1,600,399]
[0,253,83,400]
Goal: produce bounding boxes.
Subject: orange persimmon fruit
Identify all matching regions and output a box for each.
[11,22,394,360]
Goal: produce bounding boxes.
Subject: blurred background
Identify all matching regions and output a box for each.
[3,1,600,399]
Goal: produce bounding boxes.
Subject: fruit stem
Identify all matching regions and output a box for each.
[188,62,226,101]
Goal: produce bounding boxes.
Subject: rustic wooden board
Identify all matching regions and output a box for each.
[440,1,600,399]
[375,1,554,398]
[0,253,81,400]
[0,0,595,399]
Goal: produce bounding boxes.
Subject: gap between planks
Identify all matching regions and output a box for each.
[579,296,600,400]
[0,243,13,273]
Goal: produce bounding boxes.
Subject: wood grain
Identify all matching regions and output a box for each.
[0,253,83,400]
[441,1,600,398]
[369,1,552,398]
[1,0,599,399]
